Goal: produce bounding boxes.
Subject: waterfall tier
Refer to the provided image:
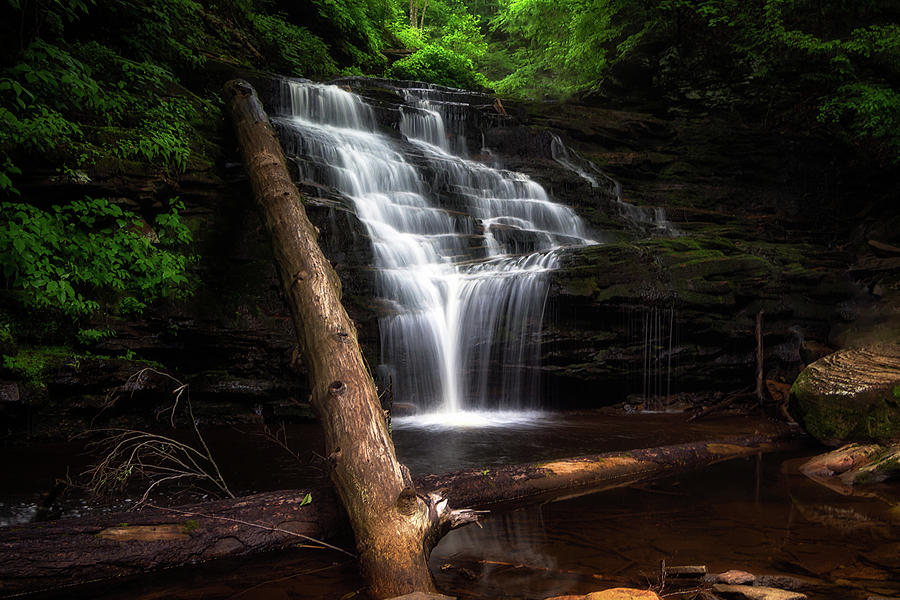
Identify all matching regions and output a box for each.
[273,79,596,414]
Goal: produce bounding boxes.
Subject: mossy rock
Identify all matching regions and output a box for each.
[789,344,900,445]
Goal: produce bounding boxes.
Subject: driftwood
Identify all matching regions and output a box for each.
[223,79,477,598]
[0,432,796,596]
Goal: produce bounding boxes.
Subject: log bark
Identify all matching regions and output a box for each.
[222,79,454,598]
[0,490,341,597]
[0,431,796,595]
[417,432,794,509]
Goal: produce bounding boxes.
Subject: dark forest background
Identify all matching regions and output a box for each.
[1,0,898,379]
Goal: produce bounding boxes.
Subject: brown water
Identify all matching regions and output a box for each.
[2,412,898,599]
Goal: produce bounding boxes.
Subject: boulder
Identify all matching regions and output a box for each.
[790,344,900,445]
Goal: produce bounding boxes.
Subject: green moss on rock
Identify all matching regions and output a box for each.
[789,345,900,445]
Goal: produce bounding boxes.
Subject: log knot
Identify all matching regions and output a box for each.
[328,380,346,396]
[396,487,419,516]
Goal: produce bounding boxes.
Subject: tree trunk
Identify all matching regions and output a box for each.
[222,79,453,598]
[0,432,796,594]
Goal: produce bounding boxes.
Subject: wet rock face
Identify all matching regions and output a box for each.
[790,344,900,445]
[262,76,871,408]
[7,75,888,438]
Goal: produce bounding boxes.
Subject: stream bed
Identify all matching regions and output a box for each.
[2,411,898,599]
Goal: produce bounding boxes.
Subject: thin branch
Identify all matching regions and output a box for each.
[145,504,356,557]
[82,370,234,507]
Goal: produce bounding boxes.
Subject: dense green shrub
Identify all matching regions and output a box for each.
[248,12,338,77]
[0,197,193,320]
[387,44,488,89]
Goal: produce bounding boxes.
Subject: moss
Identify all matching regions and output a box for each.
[183,519,199,533]
[791,371,900,443]
[561,275,600,297]
[1,346,82,387]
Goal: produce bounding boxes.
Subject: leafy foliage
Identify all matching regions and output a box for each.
[480,0,900,159]
[248,12,338,77]
[387,44,488,89]
[0,197,192,320]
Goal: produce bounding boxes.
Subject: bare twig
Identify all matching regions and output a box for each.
[145,503,356,557]
[82,370,233,508]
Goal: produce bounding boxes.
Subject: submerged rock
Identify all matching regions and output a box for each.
[789,344,900,445]
[840,445,900,485]
[705,570,756,585]
[705,571,814,593]
[546,589,660,600]
[799,443,885,478]
[712,584,807,600]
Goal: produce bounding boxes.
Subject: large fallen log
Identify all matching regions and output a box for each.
[420,432,793,509]
[0,490,342,597]
[0,431,796,596]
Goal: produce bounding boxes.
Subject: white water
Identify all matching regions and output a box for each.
[550,134,675,235]
[275,80,595,416]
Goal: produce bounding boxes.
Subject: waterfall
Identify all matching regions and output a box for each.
[550,134,675,235]
[273,79,595,417]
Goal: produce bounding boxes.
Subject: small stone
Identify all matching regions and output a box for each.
[705,570,756,585]
[712,584,807,600]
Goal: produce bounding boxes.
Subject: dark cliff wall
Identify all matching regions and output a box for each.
[4,75,896,439]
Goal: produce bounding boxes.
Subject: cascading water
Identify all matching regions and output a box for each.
[273,79,595,420]
[550,134,675,235]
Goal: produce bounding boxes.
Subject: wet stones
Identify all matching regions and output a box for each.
[703,569,817,598]
[546,589,660,600]
[800,442,900,489]
[710,584,806,600]
[704,571,812,600]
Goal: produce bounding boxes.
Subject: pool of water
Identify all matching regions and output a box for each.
[2,412,898,599]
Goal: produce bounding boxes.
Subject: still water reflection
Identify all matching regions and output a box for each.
[2,413,898,599]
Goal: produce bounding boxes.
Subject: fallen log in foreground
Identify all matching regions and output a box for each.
[0,431,796,597]
[0,489,343,597]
